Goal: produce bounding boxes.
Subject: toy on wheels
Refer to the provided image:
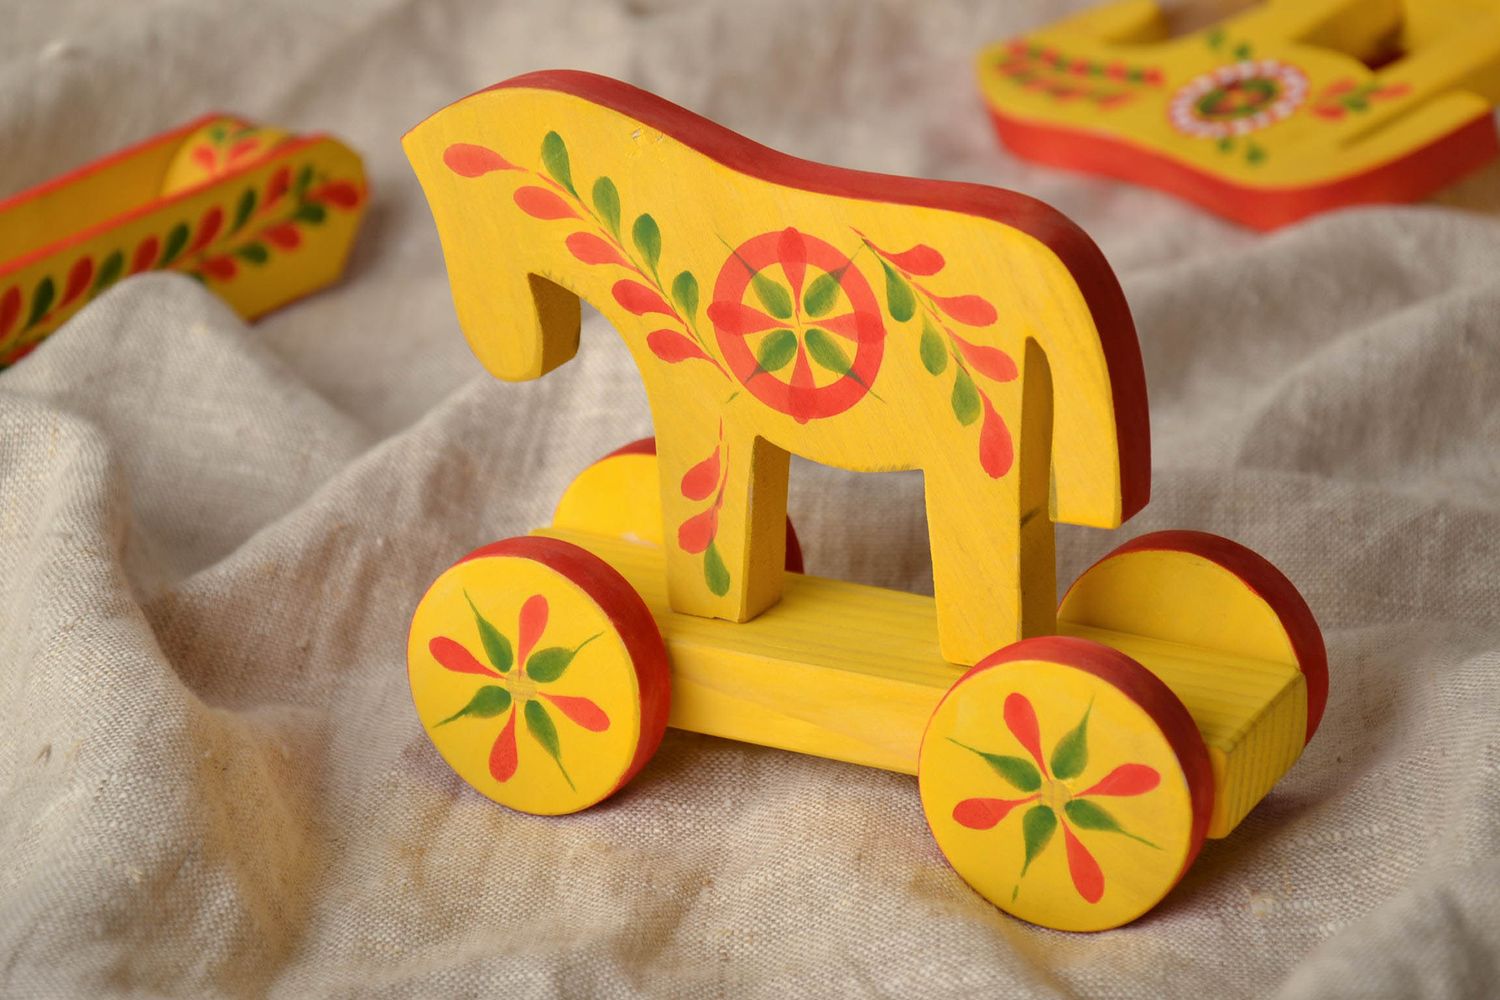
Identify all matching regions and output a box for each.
[403,71,1327,931]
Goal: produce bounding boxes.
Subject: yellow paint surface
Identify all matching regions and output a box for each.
[408,550,646,815]
[406,83,1138,666]
[919,655,1198,931]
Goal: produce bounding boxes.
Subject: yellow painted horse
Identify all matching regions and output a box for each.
[405,71,1148,666]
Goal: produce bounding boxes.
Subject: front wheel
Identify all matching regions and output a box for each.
[918,636,1213,931]
[406,535,671,815]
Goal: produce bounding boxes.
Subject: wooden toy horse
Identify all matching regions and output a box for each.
[406,72,1148,667]
[977,0,1500,229]
[403,71,1327,931]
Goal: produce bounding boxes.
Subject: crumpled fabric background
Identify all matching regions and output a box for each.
[3,0,1499,997]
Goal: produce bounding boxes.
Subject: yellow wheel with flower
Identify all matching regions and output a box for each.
[407,535,671,815]
[918,637,1214,932]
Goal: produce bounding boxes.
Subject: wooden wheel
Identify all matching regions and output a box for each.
[407,535,670,815]
[551,436,805,571]
[918,637,1213,931]
[1058,530,1327,743]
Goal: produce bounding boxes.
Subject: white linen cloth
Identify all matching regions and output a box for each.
[2,1,1499,996]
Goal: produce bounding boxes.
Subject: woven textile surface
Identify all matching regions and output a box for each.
[2,1,1499,996]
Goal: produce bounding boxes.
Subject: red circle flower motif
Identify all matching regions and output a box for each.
[1168,60,1308,139]
[951,692,1161,905]
[708,228,885,424]
[427,592,609,788]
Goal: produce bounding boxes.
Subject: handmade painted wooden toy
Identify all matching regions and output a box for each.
[404,71,1327,931]
[977,0,1500,229]
[0,114,367,367]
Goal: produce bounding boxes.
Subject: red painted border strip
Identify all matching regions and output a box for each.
[927,634,1215,902]
[1072,529,1328,744]
[0,112,224,217]
[987,106,1499,232]
[412,70,1150,522]
[450,534,672,801]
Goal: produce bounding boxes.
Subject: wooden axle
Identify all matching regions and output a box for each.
[537,526,1306,840]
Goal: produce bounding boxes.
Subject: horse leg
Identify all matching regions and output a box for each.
[657,423,789,623]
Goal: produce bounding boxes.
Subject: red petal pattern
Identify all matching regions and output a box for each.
[264,223,301,250]
[1004,692,1047,775]
[542,694,611,732]
[1064,823,1105,903]
[978,397,1014,479]
[777,227,807,300]
[613,280,672,316]
[1078,763,1160,798]
[953,334,1018,382]
[518,595,548,667]
[865,236,945,276]
[952,795,1037,830]
[60,257,94,308]
[677,506,718,554]
[680,447,720,501]
[489,711,518,781]
[514,186,577,220]
[429,636,499,676]
[646,330,710,364]
[929,292,998,327]
[130,236,160,275]
[189,206,224,255]
[814,310,884,343]
[566,232,627,267]
[0,287,19,338]
[444,143,518,177]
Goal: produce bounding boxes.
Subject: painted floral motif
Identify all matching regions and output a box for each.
[861,234,1016,478]
[708,228,886,424]
[951,692,1160,904]
[428,592,608,790]
[184,120,289,179]
[1310,77,1412,120]
[1169,60,1309,146]
[676,424,732,597]
[994,38,1164,108]
[0,162,362,368]
[443,130,1024,593]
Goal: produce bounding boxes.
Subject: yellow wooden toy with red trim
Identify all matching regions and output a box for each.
[977,0,1500,229]
[403,71,1327,931]
[0,114,367,367]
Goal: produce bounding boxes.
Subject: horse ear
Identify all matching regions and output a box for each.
[403,112,581,382]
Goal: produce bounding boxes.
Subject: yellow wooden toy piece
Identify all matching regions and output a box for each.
[919,639,1208,932]
[404,72,1328,930]
[0,114,367,367]
[977,0,1500,229]
[405,73,1149,668]
[408,536,670,815]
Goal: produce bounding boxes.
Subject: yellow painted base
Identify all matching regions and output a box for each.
[537,525,1305,840]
